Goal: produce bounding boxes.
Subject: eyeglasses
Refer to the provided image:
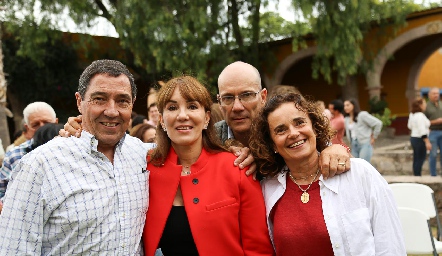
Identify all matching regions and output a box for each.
[217,90,261,106]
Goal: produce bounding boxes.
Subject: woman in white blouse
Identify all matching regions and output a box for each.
[408,98,431,176]
[249,93,405,255]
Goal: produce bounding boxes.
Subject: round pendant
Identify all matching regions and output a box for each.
[301,191,310,203]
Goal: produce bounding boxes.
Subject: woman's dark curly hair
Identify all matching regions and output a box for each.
[249,93,335,178]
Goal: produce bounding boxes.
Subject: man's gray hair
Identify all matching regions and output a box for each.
[23,102,56,125]
[78,59,137,99]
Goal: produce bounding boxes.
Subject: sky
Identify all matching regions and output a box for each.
[63,0,441,37]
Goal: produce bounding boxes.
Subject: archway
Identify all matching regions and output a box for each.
[366,21,442,101]
[263,46,317,92]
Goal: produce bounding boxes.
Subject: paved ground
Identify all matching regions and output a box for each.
[342,134,410,151]
[369,134,440,180]
[373,134,410,150]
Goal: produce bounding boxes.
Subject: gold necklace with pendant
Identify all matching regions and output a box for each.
[288,168,320,204]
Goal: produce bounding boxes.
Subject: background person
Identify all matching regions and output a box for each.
[147,102,160,126]
[328,99,345,144]
[130,123,157,143]
[26,123,65,152]
[2,123,65,200]
[250,93,405,255]
[408,98,432,176]
[0,101,58,200]
[5,126,27,153]
[132,114,148,128]
[143,75,274,255]
[343,98,382,162]
[424,87,442,176]
[210,103,224,124]
[216,61,351,176]
[316,100,332,120]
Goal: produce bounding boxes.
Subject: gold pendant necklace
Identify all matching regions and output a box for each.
[288,168,320,204]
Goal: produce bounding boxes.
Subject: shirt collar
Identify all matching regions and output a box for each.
[80,130,126,153]
[319,174,340,194]
[227,125,235,140]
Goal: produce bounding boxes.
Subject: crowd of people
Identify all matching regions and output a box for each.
[0,59,406,255]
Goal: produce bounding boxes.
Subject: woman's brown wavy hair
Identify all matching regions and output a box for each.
[249,93,335,178]
[410,98,425,114]
[149,75,226,166]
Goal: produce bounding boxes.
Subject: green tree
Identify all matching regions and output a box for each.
[1,0,427,87]
[2,34,83,122]
[292,0,422,84]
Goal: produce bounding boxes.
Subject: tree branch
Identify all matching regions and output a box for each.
[94,0,112,21]
[230,0,243,48]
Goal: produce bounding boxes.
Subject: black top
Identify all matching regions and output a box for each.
[159,206,199,256]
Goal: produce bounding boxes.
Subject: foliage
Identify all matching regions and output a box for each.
[373,107,396,128]
[368,96,388,114]
[0,0,428,89]
[291,0,422,84]
[2,34,82,122]
[242,11,309,43]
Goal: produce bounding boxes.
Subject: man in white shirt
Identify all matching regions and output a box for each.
[0,59,153,255]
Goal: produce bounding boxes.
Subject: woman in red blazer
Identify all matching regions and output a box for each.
[143,76,274,256]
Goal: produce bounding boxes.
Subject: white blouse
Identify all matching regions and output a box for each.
[261,158,406,255]
[408,112,430,138]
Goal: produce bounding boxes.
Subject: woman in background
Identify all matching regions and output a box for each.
[408,98,431,176]
[250,93,405,255]
[130,123,157,143]
[343,98,382,162]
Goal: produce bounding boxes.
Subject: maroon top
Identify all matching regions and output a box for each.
[271,177,334,256]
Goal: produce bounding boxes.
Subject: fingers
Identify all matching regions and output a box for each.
[329,153,341,179]
[233,147,251,168]
[319,152,331,180]
[58,129,71,138]
[245,163,257,178]
[228,146,243,165]
[65,115,83,137]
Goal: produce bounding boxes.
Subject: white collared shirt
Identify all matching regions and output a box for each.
[0,131,154,255]
[261,158,406,255]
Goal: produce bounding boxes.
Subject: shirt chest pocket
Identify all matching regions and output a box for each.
[128,171,149,215]
[341,207,375,255]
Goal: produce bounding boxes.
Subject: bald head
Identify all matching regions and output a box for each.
[218,61,262,90]
[217,61,267,146]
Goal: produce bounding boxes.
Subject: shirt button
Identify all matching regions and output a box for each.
[193,198,199,204]
[335,244,340,248]
[323,192,326,196]
[192,178,199,184]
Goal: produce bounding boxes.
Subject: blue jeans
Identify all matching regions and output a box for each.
[429,130,442,176]
[410,137,427,176]
[351,139,373,162]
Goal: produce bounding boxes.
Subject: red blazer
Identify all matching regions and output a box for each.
[143,148,274,256]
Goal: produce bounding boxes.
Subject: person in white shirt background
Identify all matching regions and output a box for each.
[408,98,432,176]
